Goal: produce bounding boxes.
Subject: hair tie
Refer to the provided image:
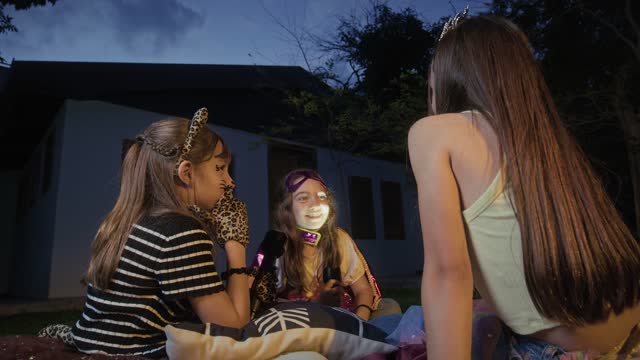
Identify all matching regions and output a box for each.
[135,134,180,157]
[355,304,374,314]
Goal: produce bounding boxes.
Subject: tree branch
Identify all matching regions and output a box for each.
[624,0,640,42]
[575,1,640,62]
[260,1,314,72]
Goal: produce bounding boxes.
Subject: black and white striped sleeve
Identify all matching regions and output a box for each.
[137,214,225,300]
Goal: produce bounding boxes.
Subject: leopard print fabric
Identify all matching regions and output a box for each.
[175,107,209,174]
[254,271,277,304]
[211,186,249,248]
[251,269,279,319]
[38,324,75,347]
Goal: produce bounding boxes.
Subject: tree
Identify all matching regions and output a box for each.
[0,0,57,64]
[269,0,640,232]
[268,2,440,161]
[490,0,640,233]
[319,3,437,96]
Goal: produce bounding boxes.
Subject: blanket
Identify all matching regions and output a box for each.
[0,335,148,360]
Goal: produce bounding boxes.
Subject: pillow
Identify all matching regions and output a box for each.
[165,301,397,360]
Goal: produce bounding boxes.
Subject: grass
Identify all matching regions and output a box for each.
[0,310,80,336]
[381,287,421,312]
[0,287,422,336]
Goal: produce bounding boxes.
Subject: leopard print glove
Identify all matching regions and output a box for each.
[211,185,250,248]
[38,324,75,347]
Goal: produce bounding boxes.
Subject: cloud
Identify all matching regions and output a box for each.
[1,0,474,65]
[107,0,205,54]
[1,0,205,61]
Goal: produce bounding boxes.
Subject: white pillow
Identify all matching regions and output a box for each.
[165,302,397,360]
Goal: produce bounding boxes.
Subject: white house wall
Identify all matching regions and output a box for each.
[0,170,19,294]
[315,148,422,276]
[49,101,167,298]
[10,106,67,298]
[48,100,275,298]
[46,100,420,298]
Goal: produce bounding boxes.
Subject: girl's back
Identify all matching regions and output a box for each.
[72,212,222,357]
[442,110,640,354]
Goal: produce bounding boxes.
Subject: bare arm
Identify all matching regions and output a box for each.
[350,275,374,320]
[336,228,374,319]
[408,118,474,360]
[189,240,250,328]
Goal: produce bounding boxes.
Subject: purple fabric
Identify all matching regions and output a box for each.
[284,169,327,193]
[362,300,506,360]
[252,246,266,268]
[300,229,321,245]
[362,300,640,359]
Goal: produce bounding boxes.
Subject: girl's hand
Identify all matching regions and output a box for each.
[212,185,250,248]
[317,279,344,307]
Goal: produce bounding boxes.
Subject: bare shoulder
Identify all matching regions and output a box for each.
[408,113,469,155]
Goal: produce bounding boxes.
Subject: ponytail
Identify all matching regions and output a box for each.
[86,143,147,289]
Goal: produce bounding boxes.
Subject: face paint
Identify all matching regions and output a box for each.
[292,180,330,231]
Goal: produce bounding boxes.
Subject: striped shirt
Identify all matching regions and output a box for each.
[71,213,224,358]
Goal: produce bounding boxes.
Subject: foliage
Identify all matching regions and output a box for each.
[490,0,640,231]
[271,3,436,161]
[271,0,640,230]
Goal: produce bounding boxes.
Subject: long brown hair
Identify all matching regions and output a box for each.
[273,169,341,294]
[432,16,640,325]
[86,118,229,290]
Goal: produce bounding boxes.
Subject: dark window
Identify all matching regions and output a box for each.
[42,130,55,193]
[268,141,317,221]
[30,152,42,208]
[17,154,40,220]
[348,176,376,239]
[16,172,29,221]
[381,181,405,240]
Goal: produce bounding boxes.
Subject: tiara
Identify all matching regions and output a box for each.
[439,5,470,41]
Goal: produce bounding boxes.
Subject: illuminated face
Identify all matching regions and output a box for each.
[291,178,330,230]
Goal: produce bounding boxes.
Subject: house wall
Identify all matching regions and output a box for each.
[10,105,66,298]
[316,149,422,275]
[0,170,19,294]
[48,101,175,297]
[47,100,277,297]
[45,100,420,298]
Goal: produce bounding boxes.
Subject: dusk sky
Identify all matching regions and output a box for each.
[2,0,480,70]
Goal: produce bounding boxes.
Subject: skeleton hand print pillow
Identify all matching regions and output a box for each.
[165,301,397,360]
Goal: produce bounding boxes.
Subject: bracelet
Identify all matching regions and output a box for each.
[221,267,249,281]
[221,267,259,280]
[355,304,374,314]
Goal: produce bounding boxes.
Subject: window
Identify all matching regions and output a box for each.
[42,130,55,193]
[381,181,405,240]
[16,153,41,220]
[29,152,42,208]
[348,176,376,239]
[16,172,29,220]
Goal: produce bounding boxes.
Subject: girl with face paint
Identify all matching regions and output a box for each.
[251,169,401,321]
